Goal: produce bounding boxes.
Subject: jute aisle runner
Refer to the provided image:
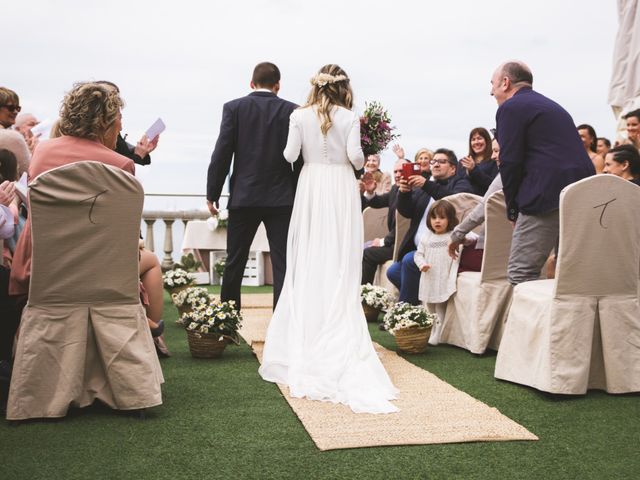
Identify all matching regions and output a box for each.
[240,302,538,451]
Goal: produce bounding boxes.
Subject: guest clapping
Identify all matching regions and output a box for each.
[458,127,499,195]
[364,154,391,195]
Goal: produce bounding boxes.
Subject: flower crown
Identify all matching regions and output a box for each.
[310,72,349,88]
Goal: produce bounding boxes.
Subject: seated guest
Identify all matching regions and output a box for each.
[96,81,159,166]
[14,113,41,154]
[621,109,640,151]
[577,124,605,173]
[603,144,640,185]
[392,144,433,177]
[0,88,20,130]
[360,159,407,284]
[597,137,611,159]
[386,149,473,305]
[0,129,30,179]
[0,154,19,383]
[364,153,392,195]
[9,82,165,342]
[458,127,499,195]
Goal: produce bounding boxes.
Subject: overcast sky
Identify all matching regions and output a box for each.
[4,1,621,199]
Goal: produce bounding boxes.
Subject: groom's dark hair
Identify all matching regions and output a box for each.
[252,62,280,88]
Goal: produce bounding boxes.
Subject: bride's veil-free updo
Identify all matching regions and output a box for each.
[305,64,353,135]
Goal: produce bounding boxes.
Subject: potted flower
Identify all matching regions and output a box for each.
[383,302,437,353]
[214,258,226,278]
[178,300,242,358]
[360,283,394,322]
[162,268,195,296]
[171,286,216,316]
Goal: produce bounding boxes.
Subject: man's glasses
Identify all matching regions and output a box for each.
[0,104,21,113]
[429,159,449,165]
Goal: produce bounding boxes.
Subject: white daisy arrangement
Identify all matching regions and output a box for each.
[178,300,242,343]
[360,283,394,311]
[171,286,216,309]
[382,302,436,335]
[162,268,196,289]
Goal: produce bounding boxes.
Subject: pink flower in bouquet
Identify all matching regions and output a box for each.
[360,101,399,156]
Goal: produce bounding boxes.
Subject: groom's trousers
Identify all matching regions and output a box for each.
[221,206,292,311]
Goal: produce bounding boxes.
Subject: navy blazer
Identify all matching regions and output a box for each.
[396,187,431,261]
[207,91,299,208]
[496,87,595,220]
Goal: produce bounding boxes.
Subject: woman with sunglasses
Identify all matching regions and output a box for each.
[0,88,21,130]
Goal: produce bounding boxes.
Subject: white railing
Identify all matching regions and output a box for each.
[142,193,227,269]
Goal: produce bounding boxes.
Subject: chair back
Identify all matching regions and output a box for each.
[444,192,483,230]
[554,175,640,297]
[362,206,389,242]
[480,190,513,282]
[28,161,143,306]
[392,211,411,261]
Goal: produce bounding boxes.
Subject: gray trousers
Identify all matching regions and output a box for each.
[508,210,559,285]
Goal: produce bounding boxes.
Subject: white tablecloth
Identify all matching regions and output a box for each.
[181,220,271,252]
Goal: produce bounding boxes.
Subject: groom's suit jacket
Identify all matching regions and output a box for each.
[207,91,300,209]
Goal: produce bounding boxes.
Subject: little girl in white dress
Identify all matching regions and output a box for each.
[413,199,468,345]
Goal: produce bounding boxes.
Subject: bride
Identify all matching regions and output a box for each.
[259,64,399,414]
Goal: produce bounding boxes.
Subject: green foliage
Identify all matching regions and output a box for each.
[174,253,202,272]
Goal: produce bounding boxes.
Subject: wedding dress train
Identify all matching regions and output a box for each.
[259,105,399,414]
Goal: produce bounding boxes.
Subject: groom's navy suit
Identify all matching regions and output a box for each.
[207,91,300,309]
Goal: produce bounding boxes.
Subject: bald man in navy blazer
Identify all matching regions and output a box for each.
[207,62,300,309]
[490,61,595,284]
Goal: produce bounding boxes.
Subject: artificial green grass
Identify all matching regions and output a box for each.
[1,289,638,479]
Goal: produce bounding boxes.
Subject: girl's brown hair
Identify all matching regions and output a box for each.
[427,199,458,233]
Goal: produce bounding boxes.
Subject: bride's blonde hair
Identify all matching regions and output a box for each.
[304,64,353,135]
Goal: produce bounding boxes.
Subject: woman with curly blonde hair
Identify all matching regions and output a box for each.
[259,64,399,414]
[9,82,167,345]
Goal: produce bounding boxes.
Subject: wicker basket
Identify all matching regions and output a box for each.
[362,303,382,323]
[186,330,229,358]
[166,284,191,297]
[394,326,431,354]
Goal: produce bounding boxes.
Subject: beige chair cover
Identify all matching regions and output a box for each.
[362,206,389,242]
[494,175,640,394]
[443,192,483,234]
[7,161,163,420]
[438,190,513,353]
[373,211,411,296]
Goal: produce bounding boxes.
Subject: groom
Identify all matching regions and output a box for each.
[207,62,300,310]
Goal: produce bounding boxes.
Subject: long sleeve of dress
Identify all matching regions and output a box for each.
[283,113,302,164]
[347,113,365,170]
[413,233,430,270]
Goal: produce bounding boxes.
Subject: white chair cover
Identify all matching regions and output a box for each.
[443,192,483,234]
[7,161,163,420]
[438,190,513,353]
[494,175,640,394]
[363,206,389,242]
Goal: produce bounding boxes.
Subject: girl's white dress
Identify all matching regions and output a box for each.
[258,105,399,414]
[414,230,461,344]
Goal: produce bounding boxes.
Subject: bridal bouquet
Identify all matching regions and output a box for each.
[207,209,229,231]
[360,101,399,156]
[383,302,436,335]
[360,284,394,311]
[178,300,242,344]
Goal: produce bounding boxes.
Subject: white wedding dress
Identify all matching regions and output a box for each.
[258,105,399,414]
